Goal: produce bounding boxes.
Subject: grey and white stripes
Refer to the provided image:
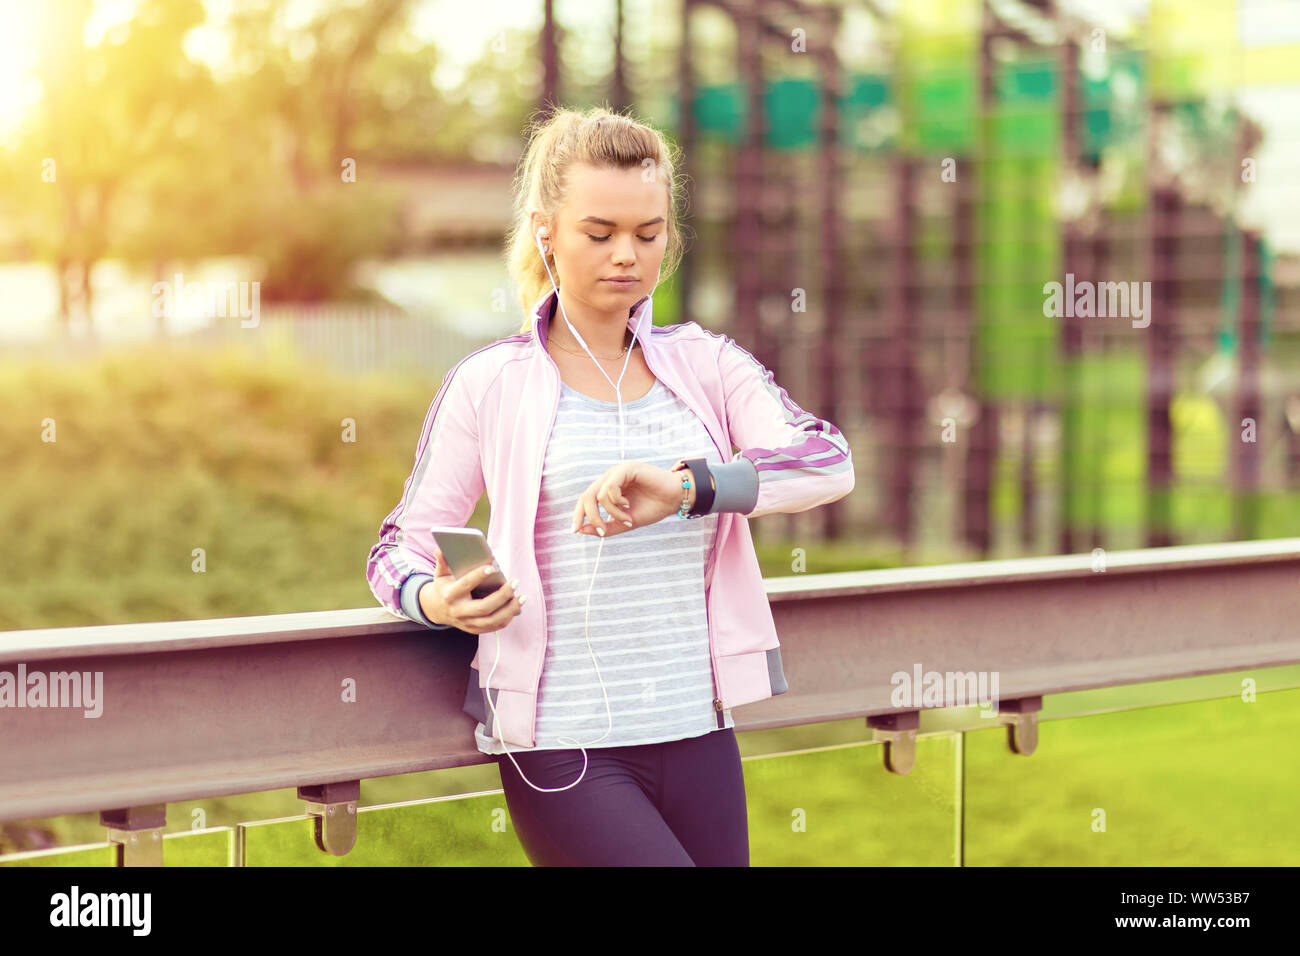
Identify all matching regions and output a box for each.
[475,378,736,754]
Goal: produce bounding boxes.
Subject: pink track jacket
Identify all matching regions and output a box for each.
[367,289,855,747]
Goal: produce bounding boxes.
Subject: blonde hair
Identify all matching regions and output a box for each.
[504,104,692,332]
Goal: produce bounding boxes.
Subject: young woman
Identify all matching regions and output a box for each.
[367,105,854,866]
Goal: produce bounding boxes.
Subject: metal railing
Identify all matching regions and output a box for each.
[2,537,1298,864]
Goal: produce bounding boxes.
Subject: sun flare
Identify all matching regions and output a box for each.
[0,2,43,142]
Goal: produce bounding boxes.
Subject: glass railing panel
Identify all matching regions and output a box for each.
[0,843,116,867]
[161,827,234,866]
[964,688,1300,865]
[743,733,960,865]
[237,790,529,866]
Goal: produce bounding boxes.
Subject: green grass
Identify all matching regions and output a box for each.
[0,343,462,630]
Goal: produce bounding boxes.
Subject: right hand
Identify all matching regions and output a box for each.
[419,551,524,635]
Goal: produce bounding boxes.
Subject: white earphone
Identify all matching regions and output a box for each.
[484,223,661,793]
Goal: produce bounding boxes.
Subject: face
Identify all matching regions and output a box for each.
[533,162,669,321]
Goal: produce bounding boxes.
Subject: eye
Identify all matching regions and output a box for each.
[587,234,660,243]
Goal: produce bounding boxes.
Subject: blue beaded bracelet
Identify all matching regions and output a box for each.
[675,473,692,519]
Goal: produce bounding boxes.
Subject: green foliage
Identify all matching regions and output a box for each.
[250,182,405,301]
[1,0,470,312]
[0,344,460,629]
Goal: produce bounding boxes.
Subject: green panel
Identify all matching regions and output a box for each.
[239,791,529,866]
[846,73,890,111]
[693,84,744,142]
[1149,52,1210,103]
[1081,51,1146,161]
[997,57,1059,103]
[975,150,1061,400]
[841,74,893,152]
[896,0,978,155]
[1219,225,1275,355]
[989,107,1060,156]
[1219,222,1243,353]
[0,842,116,867]
[743,735,959,865]
[162,827,233,866]
[965,688,1300,865]
[1260,237,1276,350]
[694,76,895,152]
[1059,349,1146,532]
[985,58,1060,158]
[765,78,819,150]
[910,69,977,153]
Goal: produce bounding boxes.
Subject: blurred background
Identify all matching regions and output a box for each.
[2,0,1299,864]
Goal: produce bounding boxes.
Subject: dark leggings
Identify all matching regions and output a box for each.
[494,727,749,866]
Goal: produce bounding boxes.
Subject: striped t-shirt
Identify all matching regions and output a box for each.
[475,375,736,754]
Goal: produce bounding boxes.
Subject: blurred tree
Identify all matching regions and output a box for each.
[4,0,498,315]
[216,0,422,299]
[12,0,215,335]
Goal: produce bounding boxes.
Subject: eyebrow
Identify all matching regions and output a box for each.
[578,216,665,228]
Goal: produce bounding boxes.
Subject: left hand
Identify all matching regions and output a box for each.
[571,461,686,538]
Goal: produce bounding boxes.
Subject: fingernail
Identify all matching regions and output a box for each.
[623,520,633,527]
[597,527,605,536]
[511,578,519,589]
[519,594,528,605]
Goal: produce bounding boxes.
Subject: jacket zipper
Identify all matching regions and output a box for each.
[529,361,560,747]
[706,520,725,727]
[641,338,727,725]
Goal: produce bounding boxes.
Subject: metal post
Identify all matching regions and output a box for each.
[888,153,919,551]
[678,0,697,323]
[541,0,559,112]
[1147,179,1176,548]
[816,3,846,540]
[611,0,628,113]
[734,1,765,538]
[964,0,997,557]
[1232,230,1262,539]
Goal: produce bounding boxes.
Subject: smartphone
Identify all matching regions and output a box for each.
[429,526,509,600]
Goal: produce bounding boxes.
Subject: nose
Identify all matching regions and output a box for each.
[612,238,637,265]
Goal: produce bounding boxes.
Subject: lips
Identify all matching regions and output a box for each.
[603,278,638,285]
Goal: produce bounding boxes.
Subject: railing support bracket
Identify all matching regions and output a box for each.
[867,711,920,775]
[101,804,165,867]
[995,696,1043,756]
[298,781,360,856]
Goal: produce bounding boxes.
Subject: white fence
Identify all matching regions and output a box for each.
[4,306,512,378]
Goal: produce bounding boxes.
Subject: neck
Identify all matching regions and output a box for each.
[546,289,638,357]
